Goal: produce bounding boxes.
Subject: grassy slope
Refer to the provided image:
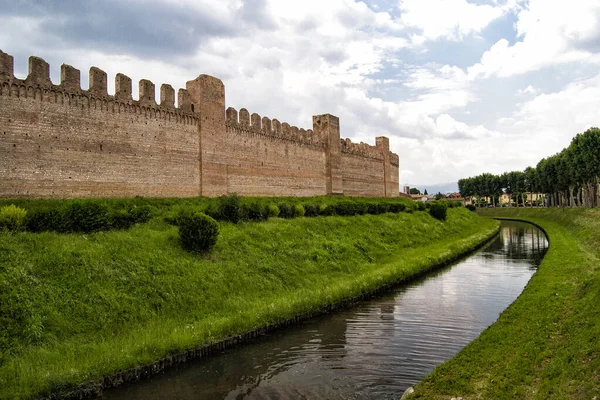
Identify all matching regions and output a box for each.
[0,208,498,399]
[411,208,600,399]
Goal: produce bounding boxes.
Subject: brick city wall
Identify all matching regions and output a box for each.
[0,50,399,198]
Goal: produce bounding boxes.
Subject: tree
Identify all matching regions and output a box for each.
[424,189,428,195]
[458,127,600,209]
[435,192,444,200]
[524,166,537,207]
[409,188,421,195]
[459,177,475,205]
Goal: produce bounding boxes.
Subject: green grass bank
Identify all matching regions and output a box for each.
[410,208,600,399]
[0,204,497,399]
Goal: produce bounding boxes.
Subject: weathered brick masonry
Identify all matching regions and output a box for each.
[0,50,399,198]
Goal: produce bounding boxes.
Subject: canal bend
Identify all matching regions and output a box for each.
[102,220,548,400]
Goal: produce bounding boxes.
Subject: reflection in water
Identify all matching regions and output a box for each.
[101,221,548,400]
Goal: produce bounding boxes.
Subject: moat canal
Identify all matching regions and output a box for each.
[101,220,548,400]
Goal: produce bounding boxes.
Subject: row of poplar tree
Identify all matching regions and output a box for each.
[458,127,600,208]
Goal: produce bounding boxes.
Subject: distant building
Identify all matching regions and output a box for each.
[500,192,544,205]
[409,194,435,202]
[445,192,466,204]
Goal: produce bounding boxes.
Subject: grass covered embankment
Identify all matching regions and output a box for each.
[410,208,600,399]
[0,203,497,399]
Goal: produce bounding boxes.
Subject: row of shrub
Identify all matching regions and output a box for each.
[0,201,153,233]
[163,195,463,226]
[163,195,421,225]
[171,198,450,255]
[1,195,459,234]
[168,198,452,255]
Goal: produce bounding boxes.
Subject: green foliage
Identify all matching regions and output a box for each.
[2,196,419,232]
[0,207,496,398]
[243,202,269,222]
[277,203,294,218]
[109,205,154,230]
[177,210,219,253]
[129,205,153,224]
[0,205,27,232]
[388,203,406,213]
[302,204,319,217]
[216,194,242,223]
[416,202,427,211]
[409,188,421,195]
[429,201,448,221]
[22,201,153,233]
[466,204,477,212]
[366,202,388,215]
[267,204,280,218]
[445,200,462,208]
[325,201,366,216]
[25,208,65,232]
[293,204,305,218]
[63,201,111,233]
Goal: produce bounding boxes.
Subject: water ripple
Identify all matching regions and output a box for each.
[101,221,548,400]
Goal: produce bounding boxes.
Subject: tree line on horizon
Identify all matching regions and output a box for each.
[458,127,600,208]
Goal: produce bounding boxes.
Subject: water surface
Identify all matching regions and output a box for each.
[102,220,548,399]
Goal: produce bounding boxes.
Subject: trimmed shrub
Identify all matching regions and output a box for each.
[303,204,319,217]
[267,204,280,218]
[244,202,269,222]
[429,202,448,221]
[109,205,153,230]
[0,205,27,232]
[164,205,190,226]
[416,202,427,211]
[178,211,219,253]
[109,209,134,230]
[293,204,305,218]
[278,203,294,219]
[445,200,462,208]
[356,203,369,215]
[330,202,358,216]
[466,204,477,212]
[320,204,335,216]
[203,202,221,222]
[366,202,388,215]
[388,203,406,213]
[64,201,111,233]
[217,194,241,223]
[25,208,65,232]
[129,205,153,224]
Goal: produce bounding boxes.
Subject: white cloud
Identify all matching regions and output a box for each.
[435,114,493,139]
[468,0,600,78]
[514,73,600,141]
[397,0,513,42]
[517,85,538,95]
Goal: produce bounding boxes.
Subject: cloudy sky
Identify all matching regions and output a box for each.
[1,0,599,186]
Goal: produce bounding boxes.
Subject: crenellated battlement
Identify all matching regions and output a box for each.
[340,137,384,160]
[0,48,399,198]
[225,106,325,147]
[0,50,197,125]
